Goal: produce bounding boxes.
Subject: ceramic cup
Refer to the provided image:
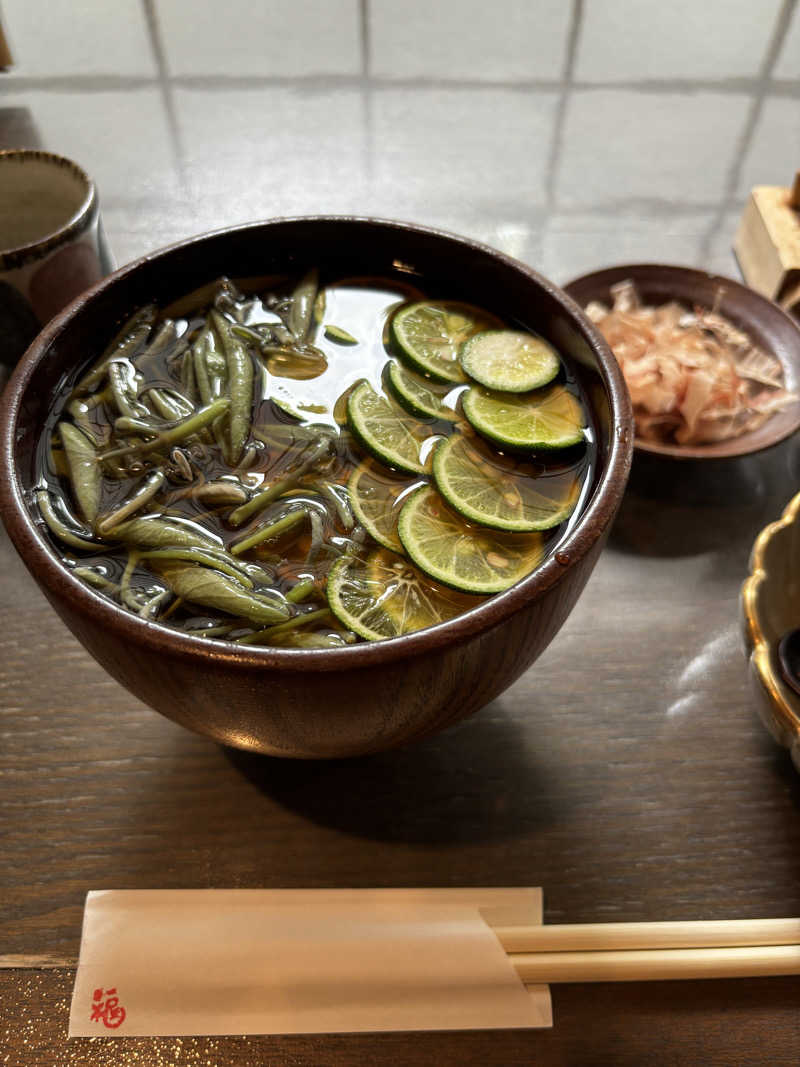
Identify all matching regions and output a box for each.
[0,149,113,370]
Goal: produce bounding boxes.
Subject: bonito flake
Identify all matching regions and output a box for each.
[585,281,796,446]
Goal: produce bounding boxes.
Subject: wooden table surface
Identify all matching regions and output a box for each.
[2,2,800,1063]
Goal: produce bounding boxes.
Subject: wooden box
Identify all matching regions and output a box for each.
[735,177,800,315]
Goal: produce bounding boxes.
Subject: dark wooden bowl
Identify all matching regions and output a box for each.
[0,218,632,758]
[564,264,800,460]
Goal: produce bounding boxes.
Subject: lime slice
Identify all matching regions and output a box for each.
[462,383,585,452]
[397,485,544,594]
[433,434,581,532]
[390,301,502,383]
[327,548,481,641]
[460,330,560,392]
[347,380,429,475]
[348,459,416,553]
[386,361,459,422]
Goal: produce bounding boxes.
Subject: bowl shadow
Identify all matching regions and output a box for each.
[610,437,800,566]
[223,698,567,846]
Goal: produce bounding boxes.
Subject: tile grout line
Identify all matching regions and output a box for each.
[544,0,584,227]
[4,74,800,96]
[141,0,189,194]
[359,0,371,78]
[98,193,732,218]
[697,0,797,265]
[360,0,375,189]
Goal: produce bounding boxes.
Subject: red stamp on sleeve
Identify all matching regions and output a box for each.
[90,987,127,1029]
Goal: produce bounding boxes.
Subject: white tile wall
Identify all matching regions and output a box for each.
[157,0,361,77]
[556,90,749,205]
[542,213,729,282]
[2,0,156,77]
[100,210,198,265]
[575,0,782,81]
[0,90,180,199]
[1,0,792,274]
[737,97,800,192]
[369,89,559,218]
[490,221,542,264]
[174,87,367,216]
[369,0,571,81]
[707,209,747,277]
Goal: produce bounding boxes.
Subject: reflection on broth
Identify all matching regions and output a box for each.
[32,271,595,647]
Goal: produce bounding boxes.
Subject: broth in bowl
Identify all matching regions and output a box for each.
[34,270,595,648]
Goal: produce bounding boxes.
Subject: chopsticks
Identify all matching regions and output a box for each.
[491,919,800,984]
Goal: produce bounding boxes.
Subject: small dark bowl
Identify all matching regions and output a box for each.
[564,264,800,460]
[0,218,632,758]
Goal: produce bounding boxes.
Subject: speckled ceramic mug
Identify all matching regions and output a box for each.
[0,149,113,369]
